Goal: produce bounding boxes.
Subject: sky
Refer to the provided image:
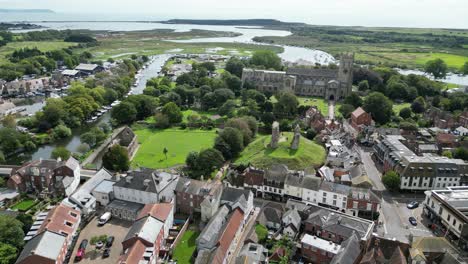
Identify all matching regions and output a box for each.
[1,0,467,28]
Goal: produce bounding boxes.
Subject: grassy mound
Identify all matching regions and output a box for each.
[235,132,326,170]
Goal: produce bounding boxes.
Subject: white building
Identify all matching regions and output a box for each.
[423,186,468,251]
[91,180,115,206]
[113,168,178,204]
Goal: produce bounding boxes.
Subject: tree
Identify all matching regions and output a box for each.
[1,115,15,128]
[453,147,468,161]
[461,62,468,75]
[216,127,244,158]
[218,100,237,117]
[399,107,412,119]
[382,171,400,191]
[343,92,363,108]
[51,124,72,139]
[338,104,355,119]
[154,113,170,129]
[358,80,369,91]
[81,132,97,148]
[442,150,453,158]
[102,144,130,172]
[0,243,17,264]
[274,92,299,118]
[250,50,282,70]
[196,148,225,177]
[225,118,254,146]
[305,128,317,140]
[411,96,426,114]
[163,147,168,160]
[225,75,242,95]
[424,58,448,79]
[0,215,24,249]
[213,88,235,107]
[112,101,137,124]
[16,214,33,234]
[161,102,183,124]
[225,57,245,77]
[363,92,393,124]
[51,147,71,160]
[255,224,268,243]
[0,151,5,165]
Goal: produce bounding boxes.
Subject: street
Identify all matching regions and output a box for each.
[358,147,434,242]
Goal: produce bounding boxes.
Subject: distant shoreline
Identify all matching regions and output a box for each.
[0,9,55,13]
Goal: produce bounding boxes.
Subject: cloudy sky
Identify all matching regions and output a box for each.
[1,0,467,28]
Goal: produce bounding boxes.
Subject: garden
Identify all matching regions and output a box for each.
[172,228,200,264]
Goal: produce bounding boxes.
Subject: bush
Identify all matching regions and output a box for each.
[51,124,72,139]
[51,147,71,160]
[382,171,400,191]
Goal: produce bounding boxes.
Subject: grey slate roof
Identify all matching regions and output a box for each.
[265,164,289,182]
[330,232,361,264]
[16,230,66,263]
[286,68,338,78]
[302,176,322,191]
[282,209,301,231]
[175,177,213,196]
[221,187,250,203]
[75,63,99,71]
[114,168,177,194]
[197,205,230,250]
[236,243,268,263]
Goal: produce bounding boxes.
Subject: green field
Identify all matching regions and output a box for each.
[172,229,200,264]
[132,128,217,169]
[10,199,37,212]
[376,52,468,69]
[393,103,411,115]
[0,41,77,64]
[235,132,326,170]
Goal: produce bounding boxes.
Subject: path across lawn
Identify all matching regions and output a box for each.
[131,128,217,169]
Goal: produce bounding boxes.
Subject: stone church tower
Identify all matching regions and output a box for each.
[337,53,354,99]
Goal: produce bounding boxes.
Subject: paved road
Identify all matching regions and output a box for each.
[358,147,434,242]
[328,101,335,120]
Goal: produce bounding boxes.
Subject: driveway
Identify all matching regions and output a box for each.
[71,216,132,263]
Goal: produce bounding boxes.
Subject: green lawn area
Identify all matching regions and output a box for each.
[172,229,200,264]
[374,52,468,69]
[0,41,77,64]
[132,128,217,169]
[10,199,37,212]
[393,103,411,115]
[271,96,340,117]
[235,132,326,170]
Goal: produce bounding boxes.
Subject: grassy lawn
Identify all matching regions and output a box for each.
[132,128,217,169]
[271,96,340,117]
[0,41,77,64]
[393,103,411,115]
[172,229,200,264]
[235,132,326,170]
[376,52,468,69]
[10,198,37,212]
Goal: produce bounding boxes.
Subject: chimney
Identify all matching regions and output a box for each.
[143,179,151,187]
[115,173,121,181]
[126,176,133,184]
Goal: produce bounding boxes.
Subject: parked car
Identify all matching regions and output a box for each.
[75,239,88,261]
[98,212,112,226]
[409,216,418,226]
[407,201,419,209]
[103,248,111,258]
[106,236,115,248]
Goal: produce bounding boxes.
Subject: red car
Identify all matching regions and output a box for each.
[75,239,88,261]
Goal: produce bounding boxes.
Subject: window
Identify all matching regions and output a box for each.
[353,201,358,209]
[452,219,456,226]
[333,194,337,199]
[65,221,73,227]
[333,200,337,206]
[447,215,451,222]
[439,207,443,215]
[322,197,326,203]
[70,212,78,218]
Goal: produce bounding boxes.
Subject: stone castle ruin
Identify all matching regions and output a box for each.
[269,121,280,149]
[290,125,301,150]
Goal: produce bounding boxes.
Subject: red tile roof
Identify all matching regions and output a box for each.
[118,240,147,264]
[137,203,173,222]
[244,168,264,186]
[436,133,456,144]
[39,204,80,239]
[351,107,366,119]
[212,208,244,264]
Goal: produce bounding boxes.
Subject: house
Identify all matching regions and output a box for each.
[360,235,410,264]
[0,100,15,117]
[16,230,68,264]
[8,157,80,197]
[4,77,50,96]
[17,205,81,264]
[409,237,459,264]
[195,208,245,264]
[301,176,322,204]
[436,133,457,150]
[305,106,326,132]
[74,63,104,75]
[175,177,223,222]
[111,126,138,159]
[119,203,174,263]
[236,243,268,263]
[257,203,284,230]
[282,209,302,237]
[197,206,231,251]
[243,167,264,197]
[351,107,372,132]
[113,168,178,205]
[262,164,288,200]
[330,232,362,264]
[220,187,254,219]
[63,168,113,215]
[301,234,341,263]
[61,69,80,78]
[91,179,115,206]
[0,188,20,208]
[107,199,143,221]
[455,126,468,137]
